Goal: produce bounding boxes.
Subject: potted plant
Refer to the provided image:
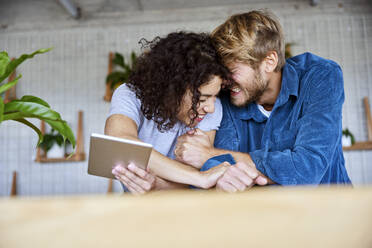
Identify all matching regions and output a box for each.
[0,48,76,149]
[342,128,355,147]
[38,129,66,158]
[104,51,137,101]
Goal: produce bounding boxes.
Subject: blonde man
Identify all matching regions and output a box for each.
[175,10,351,192]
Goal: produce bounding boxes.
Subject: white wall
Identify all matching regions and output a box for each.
[1,1,372,196]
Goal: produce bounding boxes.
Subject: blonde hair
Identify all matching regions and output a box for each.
[211,10,285,71]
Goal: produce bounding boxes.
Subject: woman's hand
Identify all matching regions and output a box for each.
[112,163,188,194]
[112,163,156,194]
[175,129,215,169]
[199,162,231,189]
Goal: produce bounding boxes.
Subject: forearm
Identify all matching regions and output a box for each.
[154,178,188,190]
[148,150,206,188]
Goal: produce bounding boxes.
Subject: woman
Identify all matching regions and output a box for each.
[105,32,232,193]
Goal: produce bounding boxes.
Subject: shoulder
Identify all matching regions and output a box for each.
[109,83,144,126]
[288,53,343,93]
[287,52,342,78]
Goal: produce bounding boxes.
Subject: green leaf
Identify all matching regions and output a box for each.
[18,95,50,108]
[130,51,137,68]
[0,51,10,77]
[44,118,76,148]
[0,96,4,123]
[4,100,62,121]
[0,48,52,83]
[113,52,125,68]
[106,71,124,83]
[0,74,21,94]
[13,118,44,146]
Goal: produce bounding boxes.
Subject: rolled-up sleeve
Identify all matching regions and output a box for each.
[250,64,344,185]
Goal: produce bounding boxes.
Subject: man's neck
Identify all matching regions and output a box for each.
[256,71,282,111]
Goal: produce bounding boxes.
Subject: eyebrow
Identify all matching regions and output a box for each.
[200,93,218,97]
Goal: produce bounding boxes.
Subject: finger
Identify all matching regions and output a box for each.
[194,128,206,136]
[116,166,152,191]
[255,175,268,186]
[119,175,146,194]
[115,175,145,194]
[127,163,153,181]
[113,164,126,171]
[235,162,258,179]
[121,179,140,194]
[229,166,254,187]
[223,171,247,191]
[217,179,237,193]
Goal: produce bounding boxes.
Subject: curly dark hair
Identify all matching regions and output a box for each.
[127,32,232,131]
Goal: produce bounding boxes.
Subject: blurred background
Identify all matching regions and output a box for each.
[1,0,372,196]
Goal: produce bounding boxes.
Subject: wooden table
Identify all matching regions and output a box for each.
[1,186,372,248]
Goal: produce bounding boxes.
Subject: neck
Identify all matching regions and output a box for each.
[256,70,282,111]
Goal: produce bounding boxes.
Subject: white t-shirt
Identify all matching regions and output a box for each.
[257,104,272,118]
[108,84,223,159]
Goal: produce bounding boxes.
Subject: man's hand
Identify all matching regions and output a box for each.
[112,163,156,194]
[216,162,269,192]
[175,129,214,169]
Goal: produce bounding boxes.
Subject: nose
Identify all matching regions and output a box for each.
[203,100,215,114]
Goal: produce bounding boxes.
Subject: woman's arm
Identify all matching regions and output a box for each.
[105,114,227,190]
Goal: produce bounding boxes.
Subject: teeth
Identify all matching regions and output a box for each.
[231,87,241,93]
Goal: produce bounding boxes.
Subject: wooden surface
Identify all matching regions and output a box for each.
[1,187,372,248]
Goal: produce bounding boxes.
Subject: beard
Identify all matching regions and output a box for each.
[231,70,268,107]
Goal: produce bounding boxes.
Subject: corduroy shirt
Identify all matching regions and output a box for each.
[214,53,351,185]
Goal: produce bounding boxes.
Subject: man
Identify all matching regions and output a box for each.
[175,10,351,192]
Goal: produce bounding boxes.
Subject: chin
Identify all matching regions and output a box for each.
[231,96,248,107]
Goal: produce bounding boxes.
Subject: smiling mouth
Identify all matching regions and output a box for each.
[194,114,205,123]
[230,86,242,96]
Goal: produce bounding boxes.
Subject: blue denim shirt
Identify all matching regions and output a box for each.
[214,53,351,185]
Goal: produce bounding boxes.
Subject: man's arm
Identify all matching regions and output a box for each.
[106,114,228,190]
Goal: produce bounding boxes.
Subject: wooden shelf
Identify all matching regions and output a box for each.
[343,97,372,151]
[4,58,17,103]
[35,111,85,163]
[36,153,86,163]
[10,171,17,197]
[103,52,114,102]
[343,141,372,151]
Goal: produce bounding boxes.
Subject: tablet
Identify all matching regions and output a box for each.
[88,133,153,179]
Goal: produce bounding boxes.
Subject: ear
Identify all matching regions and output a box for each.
[263,51,278,73]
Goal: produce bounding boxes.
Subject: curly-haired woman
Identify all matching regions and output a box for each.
[105,32,231,193]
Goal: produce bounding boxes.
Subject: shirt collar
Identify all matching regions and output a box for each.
[234,102,267,122]
[274,61,299,107]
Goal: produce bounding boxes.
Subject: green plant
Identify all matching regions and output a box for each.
[0,48,76,148]
[342,128,355,145]
[106,51,137,90]
[38,129,65,153]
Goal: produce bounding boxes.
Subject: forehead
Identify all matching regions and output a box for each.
[199,76,222,94]
[228,61,255,72]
